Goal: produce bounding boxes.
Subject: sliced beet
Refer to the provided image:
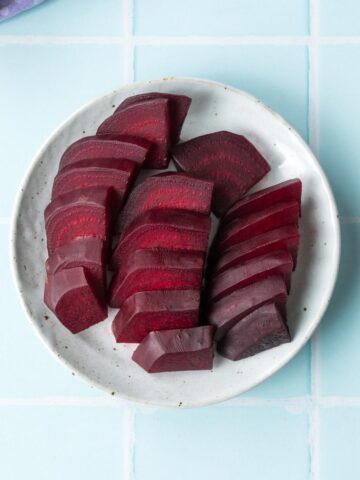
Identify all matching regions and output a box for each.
[112,290,200,343]
[117,173,214,232]
[44,267,107,334]
[218,303,290,361]
[59,135,150,170]
[109,249,204,308]
[224,178,302,225]
[116,92,191,144]
[210,250,293,302]
[132,325,215,373]
[45,186,112,255]
[97,99,170,169]
[172,131,271,216]
[208,275,287,340]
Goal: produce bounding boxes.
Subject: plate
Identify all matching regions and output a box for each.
[11,78,340,407]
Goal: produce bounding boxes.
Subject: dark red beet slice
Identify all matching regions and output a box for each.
[109,249,204,307]
[117,173,213,232]
[224,178,302,225]
[59,135,150,170]
[44,267,107,334]
[45,238,106,302]
[218,303,290,360]
[45,187,112,255]
[97,99,170,169]
[210,250,293,302]
[172,131,271,216]
[132,325,215,373]
[112,290,200,343]
[208,275,287,340]
[116,92,191,144]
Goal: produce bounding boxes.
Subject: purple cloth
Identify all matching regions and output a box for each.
[0,0,45,22]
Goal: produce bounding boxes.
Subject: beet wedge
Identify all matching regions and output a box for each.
[132,326,215,373]
[116,92,191,144]
[218,303,290,361]
[97,98,170,169]
[59,135,150,171]
[208,275,287,340]
[109,249,204,308]
[45,187,112,255]
[172,131,271,216]
[112,290,200,343]
[224,178,302,225]
[44,267,107,334]
[210,250,293,303]
[117,172,214,232]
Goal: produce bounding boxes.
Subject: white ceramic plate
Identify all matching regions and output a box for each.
[11,78,340,407]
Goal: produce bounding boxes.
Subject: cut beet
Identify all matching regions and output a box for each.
[112,290,200,343]
[132,325,215,373]
[209,250,293,302]
[109,249,204,307]
[59,135,150,170]
[116,92,191,144]
[172,131,271,216]
[45,186,112,255]
[117,172,213,232]
[224,178,302,225]
[218,303,290,360]
[208,275,287,340]
[44,267,107,334]
[97,99,170,169]
[45,238,106,302]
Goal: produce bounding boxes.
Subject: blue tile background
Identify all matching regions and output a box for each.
[319,0,360,35]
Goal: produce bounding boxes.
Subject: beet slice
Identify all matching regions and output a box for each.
[112,290,200,343]
[172,131,271,216]
[218,303,290,360]
[117,173,214,232]
[210,250,293,302]
[59,135,150,170]
[208,275,287,340]
[132,325,215,373]
[109,249,204,308]
[44,267,107,334]
[45,187,112,255]
[97,99,170,169]
[224,178,302,225]
[45,238,106,302]
[116,92,191,144]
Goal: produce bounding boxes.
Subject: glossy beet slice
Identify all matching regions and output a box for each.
[224,178,302,225]
[97,99,170,169]
[218,303,290,360]
[59,135,150,170]
[112,290,200,343]
[208,275,287,340]
[132,325,215,373]
[45,238,106,302]
[118,172,214,232]
[44,267,107,334]
[45,187,112,255]
[109,249,204,307]
[172,131,271,216]
[210,250,293,302]
[116,92,191,144]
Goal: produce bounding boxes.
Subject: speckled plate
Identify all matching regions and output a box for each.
[11,78,340,407]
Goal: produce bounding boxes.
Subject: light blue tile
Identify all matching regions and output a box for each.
[0,44,123,217]
[319,46,360,216]
[134,0,309,36]
[318,225,360,396]
[135,45,309,140]
[135,406,309,480]
[319,0,360,35]
[0,406,123,480]
[0,0,123,36]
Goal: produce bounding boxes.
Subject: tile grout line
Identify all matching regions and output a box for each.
[123,0,135,83]
[122,407,136,480]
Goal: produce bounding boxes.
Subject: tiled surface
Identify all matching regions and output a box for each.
[319,0,360,35]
